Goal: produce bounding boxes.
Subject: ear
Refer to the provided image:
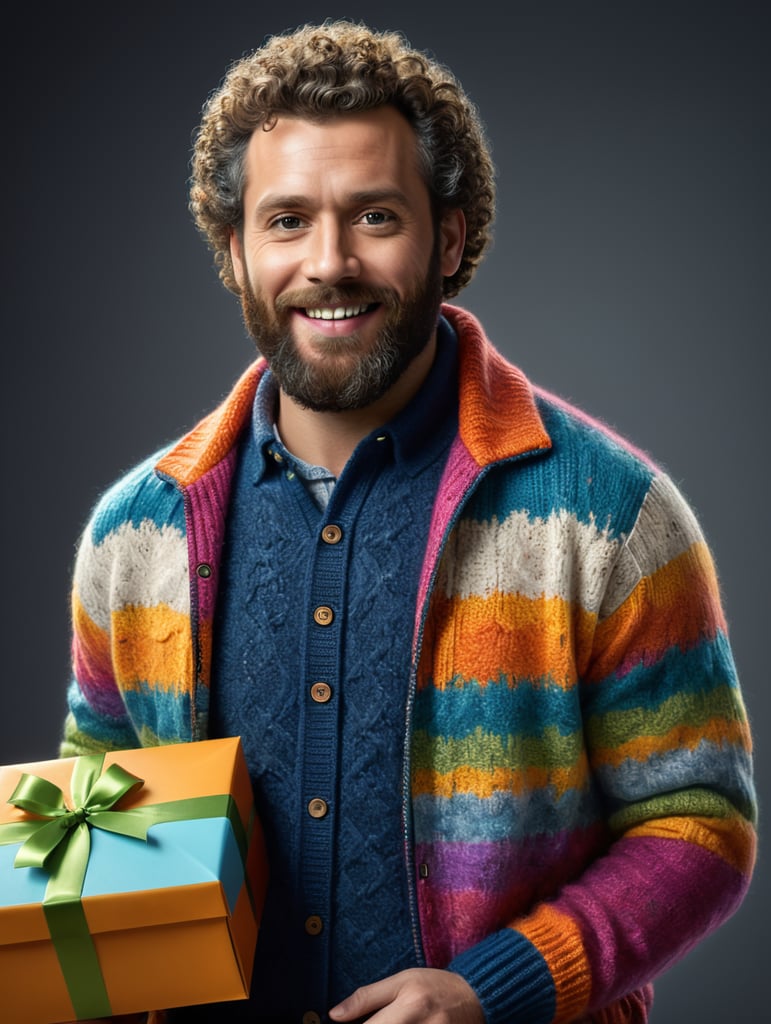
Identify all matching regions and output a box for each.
[229,227,246,291]
[438,208,466,278]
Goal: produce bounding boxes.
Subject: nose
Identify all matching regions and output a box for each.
[301,219,361,285]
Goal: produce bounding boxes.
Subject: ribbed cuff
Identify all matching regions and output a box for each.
[448,928,556,1024]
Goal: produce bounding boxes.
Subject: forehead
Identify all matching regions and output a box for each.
[242,106,428,199]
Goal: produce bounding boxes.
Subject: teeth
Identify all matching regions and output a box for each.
[306,304,370,320]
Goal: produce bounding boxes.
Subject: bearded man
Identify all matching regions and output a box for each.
[63,20,756,1024]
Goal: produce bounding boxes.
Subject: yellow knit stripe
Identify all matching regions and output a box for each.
[625,814,757,875]
[412,760,588,800]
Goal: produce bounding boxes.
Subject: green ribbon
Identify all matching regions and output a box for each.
[0,754,249,1020]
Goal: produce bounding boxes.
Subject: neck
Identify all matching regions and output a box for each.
[276,335,436,477]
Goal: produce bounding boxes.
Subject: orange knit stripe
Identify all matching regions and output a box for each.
[419,592,596,691]
[515,903,591,1023]
[589,542,725,682]
[72,592,110,661]
[591,717,752,768]
[446,304,553,465]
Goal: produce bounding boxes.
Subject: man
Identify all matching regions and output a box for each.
[63,20,756,1024]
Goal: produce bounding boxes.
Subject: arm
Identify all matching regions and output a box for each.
[62,515,145,757]
[444,474,756,1022]
[61,453,192,757]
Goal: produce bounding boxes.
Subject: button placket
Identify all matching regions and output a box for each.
[300,510,350,1011]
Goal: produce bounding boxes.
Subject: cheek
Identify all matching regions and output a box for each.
[243,246,299,297]
[375,242,434,292]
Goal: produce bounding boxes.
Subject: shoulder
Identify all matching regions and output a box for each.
[535,388,703,547]
[535,388,657,486]
[72,446,191,624]
[469,385,661,546]
[85,446,186,548]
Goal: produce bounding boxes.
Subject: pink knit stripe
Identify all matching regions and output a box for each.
[73,659,129,718]
[415,436,479,623]
[185,449,239,622]
[550,834,752,1005]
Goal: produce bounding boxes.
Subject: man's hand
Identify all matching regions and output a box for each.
[329,967,484,1024]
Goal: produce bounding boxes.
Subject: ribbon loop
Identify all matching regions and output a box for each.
[84,763,144,812]
[8,772,67,819]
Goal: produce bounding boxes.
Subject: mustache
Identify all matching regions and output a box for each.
[274,285,399,312]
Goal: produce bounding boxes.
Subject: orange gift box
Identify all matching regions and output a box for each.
[0,738,268,1023]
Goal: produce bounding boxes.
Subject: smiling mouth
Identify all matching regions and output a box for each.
[303,303,378,321]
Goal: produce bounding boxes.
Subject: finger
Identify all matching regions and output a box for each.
[329,976,400,1021]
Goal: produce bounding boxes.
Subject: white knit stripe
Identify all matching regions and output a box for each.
[601,474,706,617]
[437,508,622,614]
[75,519,190,630]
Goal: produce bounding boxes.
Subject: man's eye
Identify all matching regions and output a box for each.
[361,211,391,226]
[273,215,303,230]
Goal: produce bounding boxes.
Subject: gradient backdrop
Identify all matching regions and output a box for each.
[3,2,768,1021]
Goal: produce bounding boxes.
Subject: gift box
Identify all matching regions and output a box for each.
[0,737,268,1023]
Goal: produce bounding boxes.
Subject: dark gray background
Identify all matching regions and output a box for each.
[3,2,768,1020]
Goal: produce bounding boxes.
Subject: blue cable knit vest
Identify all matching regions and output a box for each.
[172,324,459,1023]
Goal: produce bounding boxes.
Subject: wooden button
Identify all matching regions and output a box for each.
[310,682,332,703]
[308,798,328,819]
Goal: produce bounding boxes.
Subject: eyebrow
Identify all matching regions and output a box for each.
[253,188,412,219]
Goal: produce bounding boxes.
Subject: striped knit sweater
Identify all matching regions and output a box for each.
[64,305,756,1023]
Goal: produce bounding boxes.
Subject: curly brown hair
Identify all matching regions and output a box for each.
[189,20,496,297]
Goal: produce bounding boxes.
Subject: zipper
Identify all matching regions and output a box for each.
[401,443,551,965]
[401,458,490,965]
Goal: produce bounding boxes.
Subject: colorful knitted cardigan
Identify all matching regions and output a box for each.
[64,305,756,1023]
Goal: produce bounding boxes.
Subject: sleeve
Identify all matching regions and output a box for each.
[446,474,756,1023]
[60,452,193,757]
[61,511,145,757]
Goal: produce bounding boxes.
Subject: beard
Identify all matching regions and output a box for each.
[238,251,444,413]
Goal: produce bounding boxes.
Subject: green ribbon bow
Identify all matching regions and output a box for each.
[1,753,249,1021]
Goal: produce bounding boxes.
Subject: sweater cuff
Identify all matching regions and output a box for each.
[447,927,556,1024]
